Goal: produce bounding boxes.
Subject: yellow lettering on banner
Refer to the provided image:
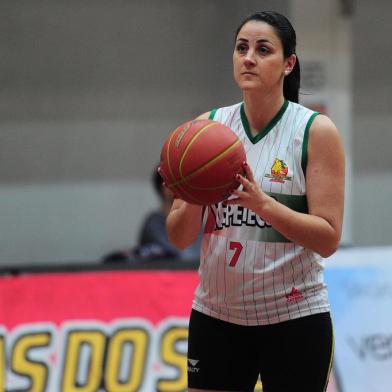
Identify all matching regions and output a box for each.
[105,328,149,392]
[11,332,51,392]
[62,330,105,392]
[156,327,188,392]
[0,335,4,392]
[255,377,263,391]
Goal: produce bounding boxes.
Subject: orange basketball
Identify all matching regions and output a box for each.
[159,119,246,205]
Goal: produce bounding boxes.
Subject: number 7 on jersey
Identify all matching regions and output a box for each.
[228,241,243,267]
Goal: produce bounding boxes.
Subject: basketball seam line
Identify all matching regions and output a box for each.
[168,138,241,188]
[165,123,204,203]
[179,121,218,179]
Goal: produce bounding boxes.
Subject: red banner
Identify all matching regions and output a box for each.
[0,270,198,328]
[0,269,199,392]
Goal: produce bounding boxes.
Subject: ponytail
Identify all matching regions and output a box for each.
[283,58,300,103]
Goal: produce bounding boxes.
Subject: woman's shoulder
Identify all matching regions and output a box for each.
[196,111,211,120]
[287,102,338,133]
[309,115,341,149]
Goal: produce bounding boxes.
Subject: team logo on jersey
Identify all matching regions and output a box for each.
[264,158,292,183]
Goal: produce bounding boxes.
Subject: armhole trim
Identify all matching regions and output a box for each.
[301,112,320,177]
[209,109,217,120]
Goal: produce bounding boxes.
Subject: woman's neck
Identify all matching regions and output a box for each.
[243,91,285,136]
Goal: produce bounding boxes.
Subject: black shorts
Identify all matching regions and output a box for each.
[187,309,333,392]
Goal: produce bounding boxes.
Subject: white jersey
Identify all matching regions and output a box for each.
[192,100,330,326]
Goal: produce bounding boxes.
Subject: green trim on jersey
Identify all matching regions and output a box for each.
[240,99,289,144]
[257,192,308,243]
[271,192,308,214]
[228,192,308,243]
[208,109,217,120]
[301,112,320,176]
[254,227,290,243]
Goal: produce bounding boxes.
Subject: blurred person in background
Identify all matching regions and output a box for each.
[137,165,201,261]
[103,164,200,263]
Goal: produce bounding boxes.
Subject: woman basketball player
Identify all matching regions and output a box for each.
[165,11,345,392]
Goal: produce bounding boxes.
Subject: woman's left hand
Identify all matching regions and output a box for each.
[225,162,270,214]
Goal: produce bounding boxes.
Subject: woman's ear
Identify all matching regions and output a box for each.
[284,54,297,75]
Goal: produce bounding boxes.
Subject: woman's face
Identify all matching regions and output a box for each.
[233,20,294,93]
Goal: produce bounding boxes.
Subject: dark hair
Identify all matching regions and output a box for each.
[235,11,300,103]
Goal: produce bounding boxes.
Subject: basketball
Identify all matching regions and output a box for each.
[159,119,246,205]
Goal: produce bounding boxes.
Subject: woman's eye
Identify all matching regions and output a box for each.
[258,46,269,55]
[236,44,247,53]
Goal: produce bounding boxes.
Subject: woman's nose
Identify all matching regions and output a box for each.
[244,50,256,66]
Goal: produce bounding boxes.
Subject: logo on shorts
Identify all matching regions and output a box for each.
[188,358,200,373]
[286,287,304,303]
[264,158,292,183]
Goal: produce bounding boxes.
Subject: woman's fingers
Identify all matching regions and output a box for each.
[243,161,255,182]
[224,162,258,206]
[236,172,253,191]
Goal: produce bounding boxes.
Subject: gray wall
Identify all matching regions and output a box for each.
[0,0,286,185]
[352,0,392,245]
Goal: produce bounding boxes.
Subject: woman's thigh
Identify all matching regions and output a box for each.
[187,310,259,392]
[258,312,334,392]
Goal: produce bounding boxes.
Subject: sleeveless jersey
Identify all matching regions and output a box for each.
[192,100,330,326]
